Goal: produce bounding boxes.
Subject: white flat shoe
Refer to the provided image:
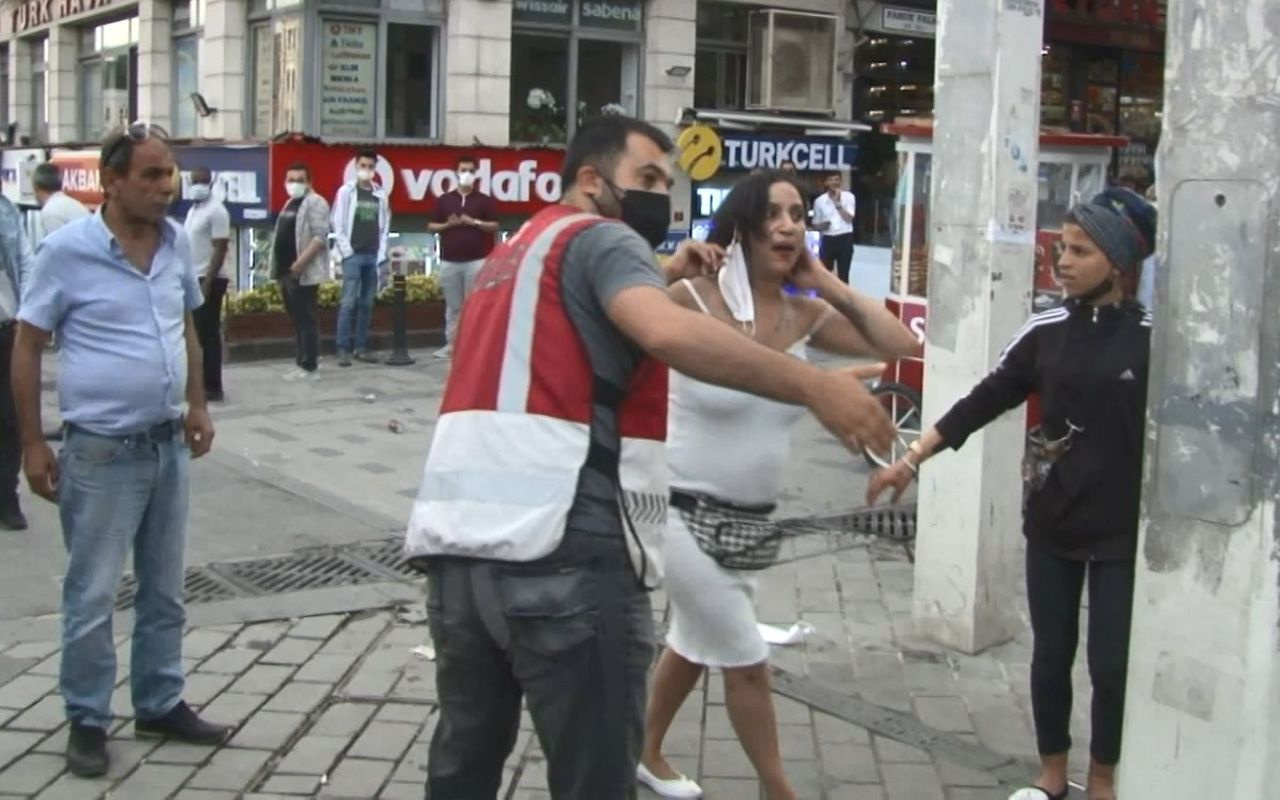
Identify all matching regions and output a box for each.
[637,762,703,798]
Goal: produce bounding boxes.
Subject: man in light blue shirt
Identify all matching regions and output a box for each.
[9,124,230,779]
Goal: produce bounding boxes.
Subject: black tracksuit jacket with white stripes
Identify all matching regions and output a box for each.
[934,299,1151,562]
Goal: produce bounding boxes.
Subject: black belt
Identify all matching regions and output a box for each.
[670,489,775,516]
[67,417,183,446]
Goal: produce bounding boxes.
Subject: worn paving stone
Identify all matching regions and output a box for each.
[184,629,237,660]
[946,788,1010,800]
[150,740,218,765]
[0,675,56,710]
[881,762,946,800]
[260,637,324,666]
[318,617,388,656]
[827,784,888,800]
[914,695,976,734]
[263,681,332,715]
[289,615,347,641]
[3,642,59,660]
[198,648,262,675]
[701,738,756,779]
[294,654,359,684]
[174,791,243,800]
[111,763,196,798]
[374,703,429,725]
[185,670,238,708]
[697,777,759,797]
[0,752,64,794]
[230,710,306,750]
[0,730,42,769]
[188,747,274,791]
[198,690,269,729]
[6,695,65,732]
[378,782,424,800]
[347,721,418,761]
[814,712,872,746]
[311,702,377,737]
[320,757,395,798]
[818,742,881,784]
[936,759,1002,788]
[273,734,349,775]
[872,735,933,765]
[227,664,296,696]
[261,773,323,794]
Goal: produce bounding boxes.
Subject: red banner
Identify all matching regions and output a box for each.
[268,140,566,217]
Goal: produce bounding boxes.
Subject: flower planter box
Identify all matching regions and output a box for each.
[225,300,446,363]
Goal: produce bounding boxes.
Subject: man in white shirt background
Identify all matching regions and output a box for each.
[32,163,89,242]
[184,166,232,402]
[813,171,857,285]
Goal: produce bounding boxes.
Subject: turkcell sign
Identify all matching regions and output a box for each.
[722,135,857,173]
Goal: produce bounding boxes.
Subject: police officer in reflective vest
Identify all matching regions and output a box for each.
[406,116,895,799]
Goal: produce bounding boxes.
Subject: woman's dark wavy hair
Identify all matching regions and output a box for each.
[706,170,809,250]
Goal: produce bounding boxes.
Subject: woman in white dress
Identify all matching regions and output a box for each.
[637,172,919,799]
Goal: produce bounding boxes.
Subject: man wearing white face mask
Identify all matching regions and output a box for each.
[275,164,331,381]
[332,148,391,366]
[184,167,232,401]
[428,155,498,359]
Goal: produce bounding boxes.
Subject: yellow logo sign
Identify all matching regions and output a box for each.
[676,125,723,181]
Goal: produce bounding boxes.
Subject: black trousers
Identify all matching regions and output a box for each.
[279,280,319,372]
[819,232,854,285]
[194,277,228,395]
[1026,540,1135,765]
[0,323,19,507]
[424,534,653,799]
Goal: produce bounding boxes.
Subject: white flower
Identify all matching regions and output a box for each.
[601,102,626,116]
[527,88,556,111]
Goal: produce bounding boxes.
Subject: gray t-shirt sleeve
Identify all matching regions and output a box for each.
[561,221,665,312]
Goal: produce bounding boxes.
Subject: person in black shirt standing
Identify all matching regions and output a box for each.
[868,188,1157,800]
[274,163,331,381]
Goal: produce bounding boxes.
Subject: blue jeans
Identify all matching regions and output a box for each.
[58,425,189,729]
[337,253,380,354]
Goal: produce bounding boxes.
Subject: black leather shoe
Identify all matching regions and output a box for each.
[135,701,231,745]
[66,722,109,778]
[0,504,27,531]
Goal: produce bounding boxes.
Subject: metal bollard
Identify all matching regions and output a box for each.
[385,259,415,367]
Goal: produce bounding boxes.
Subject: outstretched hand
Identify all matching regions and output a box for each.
[866,461,916,506]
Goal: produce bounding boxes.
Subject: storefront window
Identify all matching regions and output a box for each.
[320,19,378,138]
[384,23,435,138]
[509,0,643,144]
[80,18,139,140]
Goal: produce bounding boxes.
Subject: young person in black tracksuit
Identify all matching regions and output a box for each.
[867,188,1157,800]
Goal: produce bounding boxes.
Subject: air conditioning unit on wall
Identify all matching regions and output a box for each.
[747,10,839,114]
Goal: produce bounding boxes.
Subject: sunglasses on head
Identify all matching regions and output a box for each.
[101,120,171,170]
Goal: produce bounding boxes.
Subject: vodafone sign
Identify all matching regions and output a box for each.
[269,141,565,216]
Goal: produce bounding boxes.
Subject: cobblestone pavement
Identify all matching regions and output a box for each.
[0,355,1098,798]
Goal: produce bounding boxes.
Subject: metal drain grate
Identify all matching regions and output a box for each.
[343,538,420,578]
[115,567,240,611]
[779,504,917,542]
[211,552,386,595]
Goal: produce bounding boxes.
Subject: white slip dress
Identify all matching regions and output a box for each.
[662,280,812,668]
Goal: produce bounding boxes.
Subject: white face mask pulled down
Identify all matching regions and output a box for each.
[718,240,755,336]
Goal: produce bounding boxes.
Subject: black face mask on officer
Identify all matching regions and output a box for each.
[593,177,671,251]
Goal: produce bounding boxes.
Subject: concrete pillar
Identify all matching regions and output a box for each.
[46,24,78,144]
[9,40,34,143]
[443,0,512,146]
[1118,0,1280,795]
[137,0,173,134]
[910,0,1043,653]
[643,0,694,235]
[200,0,248,139]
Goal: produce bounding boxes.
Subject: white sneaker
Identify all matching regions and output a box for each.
[636,763,702,799]
[303,369,320,382]
[433,346,451,360]
[281,367,307,382]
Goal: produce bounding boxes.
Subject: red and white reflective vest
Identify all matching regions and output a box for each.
[405,204,669,584]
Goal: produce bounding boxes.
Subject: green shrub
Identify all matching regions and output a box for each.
[227,273,443,315]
